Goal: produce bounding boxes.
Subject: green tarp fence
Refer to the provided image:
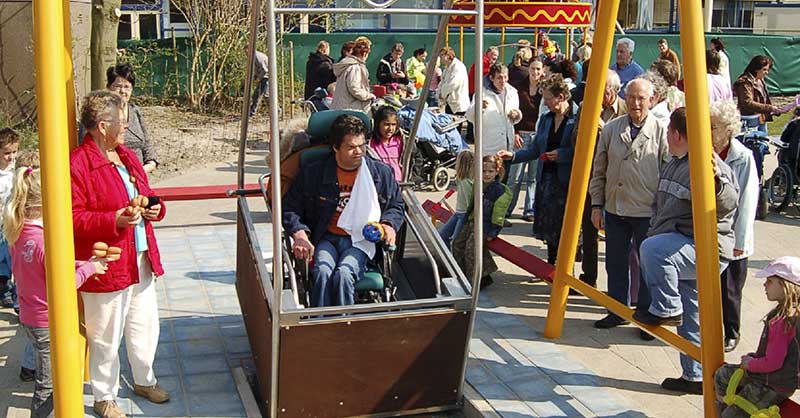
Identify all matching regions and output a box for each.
[120,32,800,98]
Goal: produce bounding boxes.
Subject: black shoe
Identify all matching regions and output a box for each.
[503,220,512,227]
[594,314,630,329]
[724,338,739,353]
[640,329,656,341]
[479,275,494,290]
[633,309,683,327]
[522,215,535,222]
[579,274,597,288]
[19,366,35,382]
[661,377,703,395]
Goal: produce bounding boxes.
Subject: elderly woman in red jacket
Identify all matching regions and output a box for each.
[71,90,168,418]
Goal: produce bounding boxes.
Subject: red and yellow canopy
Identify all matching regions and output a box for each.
[449,1,592,27]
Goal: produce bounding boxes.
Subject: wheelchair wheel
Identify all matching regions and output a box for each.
[768,165,794,212]
[432,166,450,191]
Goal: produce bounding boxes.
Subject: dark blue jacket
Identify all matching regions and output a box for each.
[511,102,578,186]
[282,153,405,245]
[470,179,512,239]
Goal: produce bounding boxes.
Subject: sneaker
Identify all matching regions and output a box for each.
[594,314,630,329]
[503,220,512,227]
[19,366,35,382]
[661,377,703,395]
[633,309,683,327]
[522,215,535,222]
[93,400,127,418]
[134,383,170,403]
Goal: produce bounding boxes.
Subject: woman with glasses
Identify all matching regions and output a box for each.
[71,90,169,418]
[106,63,159,174]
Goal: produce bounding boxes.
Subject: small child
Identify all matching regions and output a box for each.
[714,256,800,417]
[4,157,108,417]
[439,149,473,248]
[0,127,19,308]
[452,155,511,289]
[369,106,404,182]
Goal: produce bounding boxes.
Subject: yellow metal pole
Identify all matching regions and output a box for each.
[544,0,621,339]
[32,0,83,416]
[500,27,506,62]
[678,0,724,412]
[534,28,539,52]
[62,0,77,149]
[446,25,450,47]
[459,26,464,62]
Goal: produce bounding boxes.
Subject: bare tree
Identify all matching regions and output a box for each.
[90,0,122,89]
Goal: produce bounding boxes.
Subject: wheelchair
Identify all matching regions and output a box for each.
[739,115,771,219]
[767,114,800,213]
[259,109,398,308]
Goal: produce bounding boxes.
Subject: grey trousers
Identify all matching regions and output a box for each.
[23,324,54,418]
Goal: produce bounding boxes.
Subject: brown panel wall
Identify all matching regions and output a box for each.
[236,209,273,414]
[278,311,470,418]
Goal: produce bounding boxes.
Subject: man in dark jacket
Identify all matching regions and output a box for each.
[376,43,409,87]
[304,40,336,100]
[282,114,405,307]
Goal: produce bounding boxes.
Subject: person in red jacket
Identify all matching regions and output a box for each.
[71,90,168,418]
[468,46,499,95]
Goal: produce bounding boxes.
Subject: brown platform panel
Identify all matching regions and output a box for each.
[278,311,471,418]
[236,207,273,413]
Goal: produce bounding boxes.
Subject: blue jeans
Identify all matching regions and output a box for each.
[439,211,467,248]
[249,78,269,117]
[640,232,728,381]
[22,340,35,369]
[506,132,537,217]
[311,233,369,307]
[0,238,12,277]
[604,213,651,312]
[24,325,54,418]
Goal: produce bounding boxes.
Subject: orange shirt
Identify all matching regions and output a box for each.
[327,166,359,235]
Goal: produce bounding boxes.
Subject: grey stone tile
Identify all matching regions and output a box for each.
[177,338,225,357]
[183,371,235,393]
[531,354,590,374]
[511,338,568,359]
[525,398,595,418]
[156,342,177,359]
[547,372,600,392]
[473,382,517,402]
[505,375,560,402]
[167,316,216,327]
[166,287,204,302]
[153,357,180,377]
[215,313,245,324]
[466,360,498,385]
[180,354,230,375]
[485,359,546,383]
[173,324,220,341]
[218,321,246,338]
[210,303,242,316]
[491,399,539,418]
[223,336,251,355]
[469,338,505,362]
[479,311,524,329]
[185,392,245,416]
[568,388,629,415]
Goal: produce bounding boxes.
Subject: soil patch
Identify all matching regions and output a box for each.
[141,105,272,184]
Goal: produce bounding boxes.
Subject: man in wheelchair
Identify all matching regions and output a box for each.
[282,114,405,307]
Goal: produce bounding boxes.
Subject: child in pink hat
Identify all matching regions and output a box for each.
[713,256,800,417]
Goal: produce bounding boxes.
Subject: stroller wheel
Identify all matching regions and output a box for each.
[432,166,450,191]
[768,165,794,213]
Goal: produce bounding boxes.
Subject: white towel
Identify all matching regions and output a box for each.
[337,159,382,258]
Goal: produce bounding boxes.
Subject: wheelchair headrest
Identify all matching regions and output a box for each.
[298,146,333,169]
[741,115,762,129]
[307,110,372,141]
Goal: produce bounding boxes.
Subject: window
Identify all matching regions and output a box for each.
[387,0,440,30]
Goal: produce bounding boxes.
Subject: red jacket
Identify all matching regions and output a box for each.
[71,135,166,293]
[468,53,492,95]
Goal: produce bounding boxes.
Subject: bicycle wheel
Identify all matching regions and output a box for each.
[768,165,794,212]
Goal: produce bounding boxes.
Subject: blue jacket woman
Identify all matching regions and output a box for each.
[499,74,578,264]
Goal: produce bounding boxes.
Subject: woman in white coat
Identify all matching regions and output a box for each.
[438,46,470,115]
[710,100,759,353]
[466,63,522,181]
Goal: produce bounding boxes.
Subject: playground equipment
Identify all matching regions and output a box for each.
[446,1,592,62]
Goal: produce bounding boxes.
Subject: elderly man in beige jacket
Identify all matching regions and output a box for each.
[589,78,671,334]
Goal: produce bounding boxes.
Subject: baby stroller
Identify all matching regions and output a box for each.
[739,115,771,220]
[302,87,331,114]
[398,106,467,191]
[767,111,800,213]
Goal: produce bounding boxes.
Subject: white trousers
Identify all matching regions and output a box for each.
[81,252,159,401]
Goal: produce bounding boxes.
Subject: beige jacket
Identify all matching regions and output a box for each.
[589,114,670,218]
[331,55,375,115]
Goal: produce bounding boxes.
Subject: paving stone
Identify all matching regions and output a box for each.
[183,371,236,394]
[177,338,225,357]
[223,336,251,355]
[504,375,560,402]
[491,399,539,418]
[466,360,499,385]
[153,357,181,377]
[473,382,517,402]
[485,359,545,383]
[180,354,230,375]
[173,324,220,341]
[185,392,246,417]
[155,342,177,359]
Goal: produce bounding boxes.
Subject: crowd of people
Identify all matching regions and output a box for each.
[297,34,800,412]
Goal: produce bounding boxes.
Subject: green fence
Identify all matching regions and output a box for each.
[120,32,800,98]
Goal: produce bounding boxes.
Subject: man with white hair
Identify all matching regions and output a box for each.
[589,78,671,336]
[610,38,644,98]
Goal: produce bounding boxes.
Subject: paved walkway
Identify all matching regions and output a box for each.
[1,147,799,417]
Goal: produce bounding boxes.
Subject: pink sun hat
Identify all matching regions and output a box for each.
[754,256,800,286]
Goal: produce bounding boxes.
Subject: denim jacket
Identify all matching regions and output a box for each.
[282,153,405,245]
[511,102,578,186]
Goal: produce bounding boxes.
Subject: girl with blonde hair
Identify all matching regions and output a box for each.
[438,149,474,248]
